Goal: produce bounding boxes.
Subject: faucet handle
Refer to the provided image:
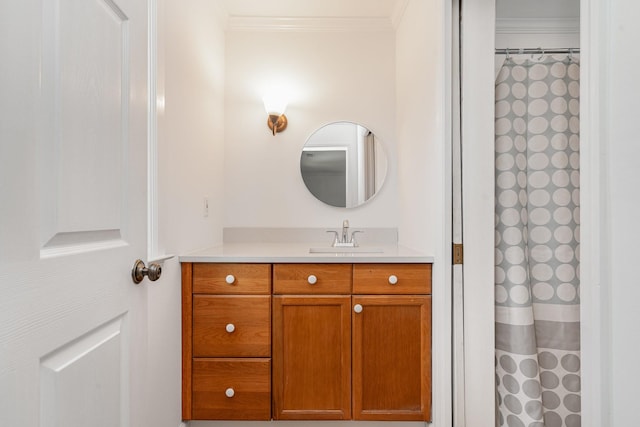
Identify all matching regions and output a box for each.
[326,230,339,246]
[350,230,364,246]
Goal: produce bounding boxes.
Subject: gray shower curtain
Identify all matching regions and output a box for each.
[495,55,580,427]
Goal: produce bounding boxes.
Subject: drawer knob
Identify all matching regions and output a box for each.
[353,304,363,313]
[388,274,398,285]
[225,323,235,333]
[225,274,236,285]
[307,274,317,285]
[225,388,235,398]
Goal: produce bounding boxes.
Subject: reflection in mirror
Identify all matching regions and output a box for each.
[300,122,387,208]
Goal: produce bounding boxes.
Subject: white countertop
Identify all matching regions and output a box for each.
[179,243,434,264]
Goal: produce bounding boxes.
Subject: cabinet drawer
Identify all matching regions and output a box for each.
[193,295,271,357]
[273,264,352,294]
[353,264,432,295]
[192,358,271,420]
[193,263,271,294]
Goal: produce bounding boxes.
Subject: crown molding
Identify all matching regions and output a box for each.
[226,16,394,32]
[496,17,580,35]
[391,0,410,29]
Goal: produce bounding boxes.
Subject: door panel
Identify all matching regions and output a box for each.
[40,315,126,427]
[273,296,352,420]
[40,0,132,255]
[352,296,432,421]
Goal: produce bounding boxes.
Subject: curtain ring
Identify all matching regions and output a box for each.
[505,48,511,61]
[537,48,545,60]
[568,48,574,62]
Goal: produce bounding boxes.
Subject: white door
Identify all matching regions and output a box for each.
[0,0,151,426]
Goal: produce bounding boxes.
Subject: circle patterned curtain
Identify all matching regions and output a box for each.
[495,55,581,427]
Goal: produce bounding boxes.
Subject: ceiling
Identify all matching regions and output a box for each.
[221,0,402,18]
[496,0,579,19]
[221,0,579,20]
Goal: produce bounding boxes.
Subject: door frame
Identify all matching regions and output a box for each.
[457,0,605,425]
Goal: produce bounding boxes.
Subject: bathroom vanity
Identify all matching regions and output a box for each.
[180,242,433,422]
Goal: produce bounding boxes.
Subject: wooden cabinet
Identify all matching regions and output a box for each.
[272,264,352,420]
[352,295,431,420]
[183,261,431,422]
[271,263,432,421]
[183,263,272,420]
[352,263,432,421]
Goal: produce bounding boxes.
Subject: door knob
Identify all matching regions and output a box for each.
[131,259,162,284]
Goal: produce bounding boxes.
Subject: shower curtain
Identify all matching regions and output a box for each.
[495,55,580,427]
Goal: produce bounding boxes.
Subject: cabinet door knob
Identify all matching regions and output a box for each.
[225,388,235,398]
[225,323,235,333]
[353,304,363,313]
[388,274,398,285]
[307,274,317,285]
[225,274,236,284]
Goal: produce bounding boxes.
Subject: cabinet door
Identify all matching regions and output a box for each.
[352,295,432,421]
[273,296,352,420]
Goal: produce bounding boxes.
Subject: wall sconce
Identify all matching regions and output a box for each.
[262,95,288,136]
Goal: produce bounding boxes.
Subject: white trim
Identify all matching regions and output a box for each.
[460,0,496,425]
[496,17,580,35]
[579,0,607,425]
[450,0,466,425]
[147,0,158,260]
[226,16,394,32]
[436,0,454,426]
[391,0,410,29]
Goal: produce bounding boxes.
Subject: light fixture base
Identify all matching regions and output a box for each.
[267,114,288,136]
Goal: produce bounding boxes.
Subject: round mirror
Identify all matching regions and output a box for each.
[300,122,387,208]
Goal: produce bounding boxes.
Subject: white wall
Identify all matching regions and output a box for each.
[157,2,226,254]
[150,1,227,426]
[223,29,398,228]
[396,1,450,426]
[396,0,444,256]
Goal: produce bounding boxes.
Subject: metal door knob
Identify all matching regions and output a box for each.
[307,274,317,285]
[388,275,398,285]
[354,304,363,313]
[131,259,162,284]
[225,388,235,398]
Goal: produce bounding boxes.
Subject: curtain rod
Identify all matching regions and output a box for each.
[495,48,580,55]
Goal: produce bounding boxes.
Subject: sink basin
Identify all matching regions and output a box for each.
[309,247,384,254]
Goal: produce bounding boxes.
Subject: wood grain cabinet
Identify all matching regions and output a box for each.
[182,261,432,422]
[272,264,353,420]
[182,263,272,420]
[352,264,432,421]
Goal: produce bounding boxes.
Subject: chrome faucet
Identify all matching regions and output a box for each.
[326,220,363,247]
[341,220,349,244]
